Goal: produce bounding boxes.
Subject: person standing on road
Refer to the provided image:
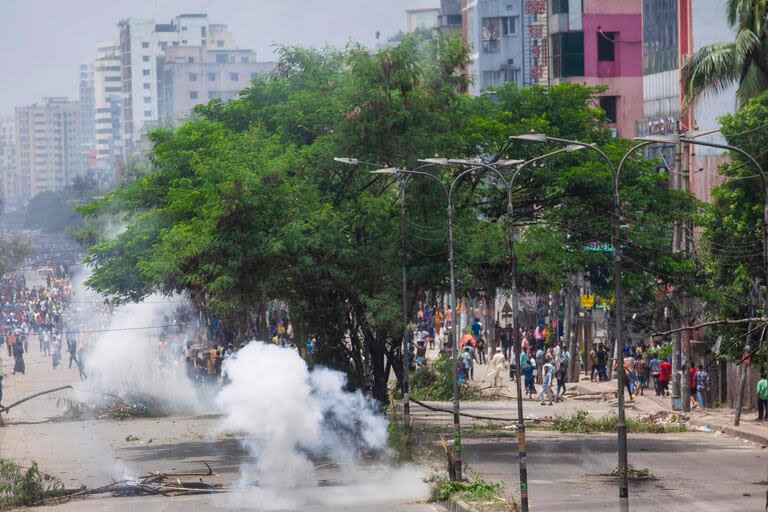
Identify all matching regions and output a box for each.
[12,338,24,374]
[597,344,608,381]
[555,362,567,401]
[476,335,486,364]
[634,357,648,396]
[538,358,555,405]
[590,347,599,381]
[650,353,661,395]
[523,359,536,398]
[658,357,672,397]
[757,373,768,422]
[535,347,545,384]
[694,364,709,409]
[488,347,507,387]
[461,346,476,380]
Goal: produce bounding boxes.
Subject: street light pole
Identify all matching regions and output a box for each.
[511,134,633,512]
[397,173,411,427]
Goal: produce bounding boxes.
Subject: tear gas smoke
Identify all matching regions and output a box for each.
[215,341,429,510]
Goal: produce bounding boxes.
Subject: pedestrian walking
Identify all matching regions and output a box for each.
[477,336,486,364]
[634,357,648,396]
[658,358,672,396]
[535,347,545,384]
[650,353,661,395]
[488,347,507,387]
[757,373,768,421]
[461,346,476,380]
[694,364,709,409]
[555,362,567,401]
[538,360,555,405]
[523,359,536,398]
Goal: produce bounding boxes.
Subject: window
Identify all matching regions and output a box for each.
[552,0,569,14]
[142,55,150,62]
[551,31,584,78]
[216,53,228,63]
[599,96,618,123]
[503,68,519,84]
[250,72,258,79]
[208,91,219,99]
[188,72,198,82]
[598,32,616,61]
[208,72,216,81]
[189,91,198,99]
[143,83,151,90]
[182,40,188,44]
[482,70,502,89]
[144,96,151,103]
[229,72,239,81]
[141,42,150,49]
[201,26,206,37]
[501,16,518,36]
[104,76,121,82]
[181,26,187,31]
[240,56,249,63]
[482,18,501,52]
[188,57,195,63]
[217,40,224,48]
[142,69,151,76]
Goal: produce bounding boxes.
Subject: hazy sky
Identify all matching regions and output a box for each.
[0,0,438,115]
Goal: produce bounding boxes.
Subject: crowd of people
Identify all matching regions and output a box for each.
[0,274,78,378]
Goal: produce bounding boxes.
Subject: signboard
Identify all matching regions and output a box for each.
[524,0,548,86]
[580,294,595,308]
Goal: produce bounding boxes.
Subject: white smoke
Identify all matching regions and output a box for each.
[215,341,429,510]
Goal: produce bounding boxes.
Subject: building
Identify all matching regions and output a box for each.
[14,98,85,205]
[463,0,527,94]
[93,41,124,181]
[438,0,462,32]
[118,14,271,154]
[638,0,735,203]
[406,8,440,32]
[548,0,643,138]
[0,118,15,210]
[78,63,96,170]
[157,46,275,125]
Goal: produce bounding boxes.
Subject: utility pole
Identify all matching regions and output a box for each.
[680,141,691,413]
[398,176,411,427]
[671,130,683,412]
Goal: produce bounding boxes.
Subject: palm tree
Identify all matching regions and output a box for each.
[682,0,768,106]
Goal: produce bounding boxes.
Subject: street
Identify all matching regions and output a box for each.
[0,348,434,511]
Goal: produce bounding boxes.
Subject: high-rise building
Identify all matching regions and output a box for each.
[638,0,735,203]
[14,98,85,205]
[118,14,271,155]
[94,40,124,177]
[463,1,527,94]
[548,0,643,138]
[0,117,16,211]
[157,46,275,124]
[79,63,96,170]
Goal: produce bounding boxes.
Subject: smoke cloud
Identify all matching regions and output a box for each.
[215,341,429,510]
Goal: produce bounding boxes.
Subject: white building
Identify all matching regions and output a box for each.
[14,98,85,205]
[119,14,260,154]
[94,40,124,177]
[0,117,15,211]
[406,8,440,32]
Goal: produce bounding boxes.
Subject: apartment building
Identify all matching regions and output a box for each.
[548,0,643,138]
[406,8,440,32]
[118,14,270,154]
[464,0,526,94]
[94,41,124,174]
[157,46,275,124]
[14,98,85,205]
[0,118,15,210]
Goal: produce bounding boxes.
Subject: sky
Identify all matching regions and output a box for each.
[0,0,439,115]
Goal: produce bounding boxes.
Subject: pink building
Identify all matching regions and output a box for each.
[549,0,643,138]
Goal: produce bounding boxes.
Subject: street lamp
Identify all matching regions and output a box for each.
[335,158,437,432]
[447,147,581,512]
[512,133,631,512]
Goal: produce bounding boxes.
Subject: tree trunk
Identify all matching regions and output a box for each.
[734,318,754,426]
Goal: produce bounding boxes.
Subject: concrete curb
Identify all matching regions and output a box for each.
[439,499,481,512]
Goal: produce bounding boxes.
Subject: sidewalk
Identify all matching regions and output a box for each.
[574,377,768,445]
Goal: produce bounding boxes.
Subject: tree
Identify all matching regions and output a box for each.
[80,36,698,402]
[0,235,32,277]
[682,0,768,105]
[24,176,99,234]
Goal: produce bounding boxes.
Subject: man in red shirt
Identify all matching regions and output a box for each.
[658,359,672,396]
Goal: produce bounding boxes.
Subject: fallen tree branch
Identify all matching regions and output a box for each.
[0,385,72,414]
[651,318,768,337]
[410,397,554,423]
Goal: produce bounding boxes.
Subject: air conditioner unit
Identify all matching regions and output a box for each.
[608,127,617,138]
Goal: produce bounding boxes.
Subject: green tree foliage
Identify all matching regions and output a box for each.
[701,91,768,360]
[0,235,32,277]
[80,36,697,400]
[682,0,768,105]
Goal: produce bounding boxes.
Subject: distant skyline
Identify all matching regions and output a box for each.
[0,0,439,115]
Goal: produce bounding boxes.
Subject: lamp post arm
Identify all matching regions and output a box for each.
[546,136,616,174]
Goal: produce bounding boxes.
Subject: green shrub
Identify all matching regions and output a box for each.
[430,473,504,503]
[555,410,687,434]
[410,354,483,401]
[0,459,63,510]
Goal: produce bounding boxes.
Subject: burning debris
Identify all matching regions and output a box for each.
[57,394,166,421]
